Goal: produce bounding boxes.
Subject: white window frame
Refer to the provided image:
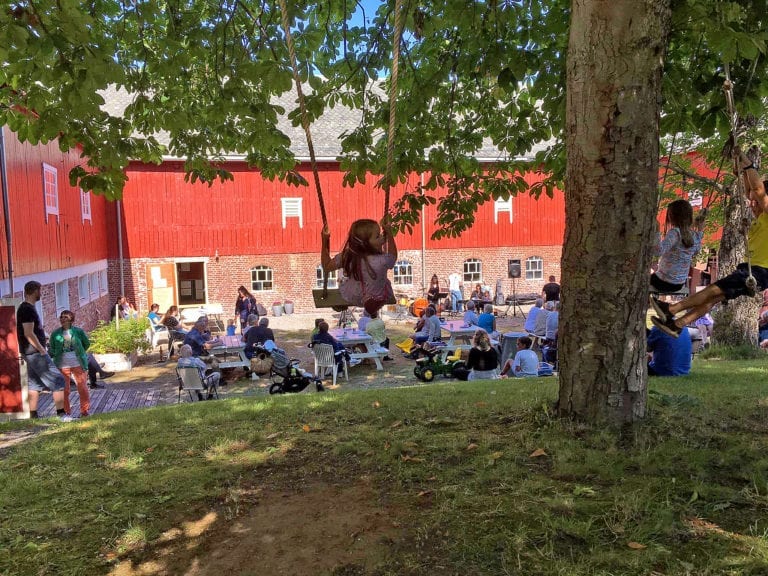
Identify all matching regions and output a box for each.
[78,275,90,304]
[280,197,303,228]
[250,266,273,292]
[315,265,338,289]
[55,280,69,315]
[80,188,92,223]
[99,269,109,296]
[90,272,99,299]
[43,163,59,223]
[526,256,544,281]
[463,259,483,284]
[393,260,413,286]
[494,197,513,224]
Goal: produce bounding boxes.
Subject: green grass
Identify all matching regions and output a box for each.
[2,359,768,575]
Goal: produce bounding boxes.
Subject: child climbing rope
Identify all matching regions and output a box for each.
[651,199,706,293]
[651,146,768,337]
[321,219,398,316]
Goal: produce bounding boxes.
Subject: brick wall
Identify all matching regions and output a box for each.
[111,245,563,315]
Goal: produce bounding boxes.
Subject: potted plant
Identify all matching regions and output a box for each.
[89,318,153,371]
[271,300,283,317]
[283,299,294,315]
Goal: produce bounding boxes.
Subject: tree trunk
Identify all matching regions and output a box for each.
[712,183,759,345]
[558,0,672,422]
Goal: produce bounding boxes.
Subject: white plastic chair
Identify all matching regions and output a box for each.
[146,320,169,349]
[311,343,348,385]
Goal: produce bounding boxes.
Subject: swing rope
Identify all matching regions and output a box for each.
[723,62,757,295]
[278,0,405,305]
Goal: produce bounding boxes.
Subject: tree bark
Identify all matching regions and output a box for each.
[558,0,672,422]
[712,182,759,346]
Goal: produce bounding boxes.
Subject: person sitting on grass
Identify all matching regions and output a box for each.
[647,325,691,377]
[651,145,768,337]
[177,344,220,400]
[466,329,499,380]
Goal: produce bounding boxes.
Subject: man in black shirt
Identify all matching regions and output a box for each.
[542,276,561,303]
[16,281,69,421]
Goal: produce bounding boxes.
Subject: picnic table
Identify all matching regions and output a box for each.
[438,320,498,362]
[331,328,389,371]
[208,334,250,370]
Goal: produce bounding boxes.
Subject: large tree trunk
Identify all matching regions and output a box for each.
[712,183,759,345]
[558,0,672,422]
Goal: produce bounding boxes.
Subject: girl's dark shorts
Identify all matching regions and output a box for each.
[714,263,768,301]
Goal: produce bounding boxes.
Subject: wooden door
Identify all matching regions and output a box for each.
[146,263,177,311]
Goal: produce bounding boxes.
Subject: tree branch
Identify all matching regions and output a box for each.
[659,160,727,194]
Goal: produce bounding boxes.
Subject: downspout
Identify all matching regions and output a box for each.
[420,172,426,292]
[0,126,13,297]
[116,199,125,296]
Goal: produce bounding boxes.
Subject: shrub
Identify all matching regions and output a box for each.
[89,318,153,355]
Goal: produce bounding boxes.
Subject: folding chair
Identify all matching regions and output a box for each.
[311,343,348,386]
[176,366,219,403]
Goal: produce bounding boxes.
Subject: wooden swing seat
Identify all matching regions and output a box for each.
[312,289,396,310]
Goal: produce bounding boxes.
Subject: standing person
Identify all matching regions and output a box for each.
[234,285,257,333]
[541,276,560,303]
[651,147,768,336]
[49,310,91,418]
[16,281,70,421]
[321,218,398,316]
[650,199,704,293]
[448,271,464,312]
[427,274,441,306]
[466,329,500,380]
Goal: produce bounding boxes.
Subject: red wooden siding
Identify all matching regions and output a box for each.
[118,161,565,258]
[0,127,110,279]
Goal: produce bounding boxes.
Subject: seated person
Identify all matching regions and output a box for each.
[357,311,371,333]
[147,303,163,329]
[647,325,692,376]
[524,298,544,334]
[111,296,138,320]
[364,305,393,361]
[470,283,483,301]
[413,306,442,346]
[413,309,427,334]
[182,316,223,368]
[311,321,352,368]
[311,318,325,338]
[463,300,479,326]
[177,344,220,400]
[533,301,553,337]
[544,301,559,343]
[243,316,275,359]
[86,353,114,389]
[477,303,496,335]
[466,329,500,380]
[500,336,539,378]
[161,305,187,333]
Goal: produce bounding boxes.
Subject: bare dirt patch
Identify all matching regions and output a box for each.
[110,478,404,576]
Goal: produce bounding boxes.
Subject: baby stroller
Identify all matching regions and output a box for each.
[257,342,324,395]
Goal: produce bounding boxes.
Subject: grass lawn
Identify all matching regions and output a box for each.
[2,358,768,575]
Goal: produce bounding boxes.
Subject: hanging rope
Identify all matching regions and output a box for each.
[723,62,757,295]
[383,0,404,220]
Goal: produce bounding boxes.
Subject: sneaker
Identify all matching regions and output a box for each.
[59,414,74,423]
[649,295,672,322]
[651,315,682,338]
[383,356,394,361]
[89,382,106,389]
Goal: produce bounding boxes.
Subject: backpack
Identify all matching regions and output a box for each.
[256,302,267,316]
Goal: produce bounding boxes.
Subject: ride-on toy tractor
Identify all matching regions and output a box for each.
[413,348,465,382]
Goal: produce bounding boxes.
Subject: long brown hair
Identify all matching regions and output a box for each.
[341,219,382,281]
[666,199,694,248]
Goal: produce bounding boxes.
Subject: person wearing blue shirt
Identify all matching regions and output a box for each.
[462,300,479,326]
[477,303,496,335]
[647,326,691,376]
[147,303,162,329]
[545,301,559,342]
[524,299,543,333]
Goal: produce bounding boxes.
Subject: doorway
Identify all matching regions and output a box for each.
[176,261,207,305]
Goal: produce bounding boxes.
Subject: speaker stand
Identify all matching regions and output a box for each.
[507,277,526,319]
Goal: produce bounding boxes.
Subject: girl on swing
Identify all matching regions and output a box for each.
[651,198,705,293]
[651,146,768,337]
[321,219,398,316]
